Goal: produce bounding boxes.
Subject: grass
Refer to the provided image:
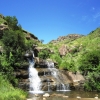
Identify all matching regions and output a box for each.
[0,75,27,100]
[0,17,6,24]
[38,27,100,71]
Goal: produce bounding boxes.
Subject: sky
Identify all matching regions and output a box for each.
[0,0,100,44]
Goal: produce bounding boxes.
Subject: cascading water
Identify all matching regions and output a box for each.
[26,50,70,93]
[28,52,43,94]
[29,62,40,92]
[46,60,70,91]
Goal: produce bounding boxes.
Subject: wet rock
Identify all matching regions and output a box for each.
[24,51,33,58]
[43,98,46,100]
[63,95,69,98]
[43,93,50,97]
[61,70,85,90]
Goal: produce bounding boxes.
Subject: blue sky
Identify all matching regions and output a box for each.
[0,0,100,43]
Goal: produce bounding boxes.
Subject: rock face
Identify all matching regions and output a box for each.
[59,45,68,56]
[18,48,85,91]
[61,70,85,90]
[15,45,85,91]
[23,29,39,41]
[50,34,84,43]
[0,14,40,42]
[0,24,8,38]
[14,61,29,90]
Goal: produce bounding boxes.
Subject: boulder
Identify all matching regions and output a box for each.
[24,50,34,58]
[0,24,8,38]
[59,44,68,56]
[61,70,85,90]
[43,93,50,97]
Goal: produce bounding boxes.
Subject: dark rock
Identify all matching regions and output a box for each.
[24,50,34,58]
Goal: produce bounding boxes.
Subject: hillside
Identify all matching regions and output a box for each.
[39,28,100,70]
[38,27,100,91]
[0,14,42,99]
[0,13,100,94]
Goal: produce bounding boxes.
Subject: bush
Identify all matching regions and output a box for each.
[38,49,50,59]
[84,71,100,91]
[1,28,26,85]
[79,50,100,74]
[4,16,19,30]
[79,50,100,91]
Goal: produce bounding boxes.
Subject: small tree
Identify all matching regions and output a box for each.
[79,50,100,91]
[40,39,44,43]
[38,49,50,59]
[4,16,19,30]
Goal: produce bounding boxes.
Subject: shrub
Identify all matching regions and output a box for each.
[38,49,50,59]
[4,16,18,30]
[79,50,100,91]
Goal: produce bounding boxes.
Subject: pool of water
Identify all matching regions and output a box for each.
[54,90,100,98]
[28,90,100,100]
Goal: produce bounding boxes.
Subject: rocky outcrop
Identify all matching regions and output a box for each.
[61,70,85,90]
[22,29,39,41]
[0,14,39,42]
[0,24,8,38]
[50,34,84,43]
[15,62,30,90]
[20,46,85,91]
[33,46,54,57]
[59,44,69,56]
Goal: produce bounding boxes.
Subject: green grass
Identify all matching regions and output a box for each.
[0,75,27,100]
[0,17,6,24]
[38,27,100,71]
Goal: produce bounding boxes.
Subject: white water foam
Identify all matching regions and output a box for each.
[28,59,43,94]
[46,61,70,91]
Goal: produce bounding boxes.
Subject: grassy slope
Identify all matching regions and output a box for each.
[39,27,100,71]
[0,15,28,100]
[0,75,27,100]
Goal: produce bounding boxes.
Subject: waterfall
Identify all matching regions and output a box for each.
[28,52,43,94]
[46,60,70,91]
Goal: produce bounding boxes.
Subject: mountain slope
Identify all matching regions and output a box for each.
[38,27,100,91]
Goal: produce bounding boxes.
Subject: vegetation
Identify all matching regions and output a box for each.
[40,27,100,91]
[0,17,27,85]
[38,49,50,59]
[0,75,27,100]
[0,15,35,99]
[0,14,6,24]
[0,13,100,95]
[79,50,100,91]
